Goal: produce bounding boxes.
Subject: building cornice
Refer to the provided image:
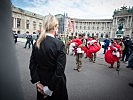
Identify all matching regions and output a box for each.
[12,5,44,20]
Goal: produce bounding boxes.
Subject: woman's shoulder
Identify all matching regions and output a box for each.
[48,37,64,45]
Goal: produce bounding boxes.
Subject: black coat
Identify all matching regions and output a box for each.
[128,52,133,68]
[29,36,68,100]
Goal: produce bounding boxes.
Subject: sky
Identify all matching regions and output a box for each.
[11,0,133,19]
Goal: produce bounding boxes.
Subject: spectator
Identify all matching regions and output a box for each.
[24,34,32,49]
[103,37,110,54]
[14,33,18,44]
[29,14,68,100]
[121,36,132,63]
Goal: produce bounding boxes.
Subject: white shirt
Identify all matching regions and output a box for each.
[46,33,55,38]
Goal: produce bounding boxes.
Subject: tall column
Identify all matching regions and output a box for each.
[90,22,92,30]
[131,16,133,27]
[113,18,115,26]
[114,18,116,26]
[15,18,17,28]
[116,17,117,26]
[104,22,106,30]
[13,17,15,28]
[105,22,106,29]
[14,18,15,28]
[127,16,129,28]
[12,17,15,28]
[129,16,132,27]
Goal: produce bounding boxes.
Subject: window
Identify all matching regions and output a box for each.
[96,33,99,37]
[101,33,103,38]
[92,33,94,37]
[26,20,29,29]
[102,27,104,30]
[17,18,21,28]
[88,26,90,30]
[84,26,86,30]
[33,21,36,30]
[80,26,82,29]
[92,26,94,30]
[76,26,78,29]
[129,16,131,22]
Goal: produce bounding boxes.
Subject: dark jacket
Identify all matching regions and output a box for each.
[123,38,132,52]
[29,36,68,100]
[103,39,110,47]
[128,52,133,68]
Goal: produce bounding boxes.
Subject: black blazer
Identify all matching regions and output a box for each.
[29,36,68,100]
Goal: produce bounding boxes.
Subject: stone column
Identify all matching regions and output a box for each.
[12,17,15,28]
[15,18,17,28]
[116,17,117,26]
[127,16,129,28]
[130,16,132,27]
[14,18,16,28]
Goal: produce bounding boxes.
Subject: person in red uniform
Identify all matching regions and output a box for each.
[86,36,101,63]
[105,38,122,71]
[71,34,84,72]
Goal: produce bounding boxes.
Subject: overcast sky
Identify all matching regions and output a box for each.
[11,0,133,19]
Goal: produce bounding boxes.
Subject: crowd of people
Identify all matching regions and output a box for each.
[64,34,133,73]
[65,34,101,72]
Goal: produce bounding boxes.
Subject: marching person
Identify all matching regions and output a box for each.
[84,34,92,58]
[105,38,122,71]
[87,36,101,63]
[29,14,68,100]
[72,34,84,72]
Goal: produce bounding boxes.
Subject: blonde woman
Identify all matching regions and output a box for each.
[29,14,68,100]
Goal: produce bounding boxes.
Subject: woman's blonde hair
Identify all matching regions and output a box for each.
[36,14,58,48]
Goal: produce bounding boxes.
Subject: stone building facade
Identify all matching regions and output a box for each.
[12,5,43,34]
[12,6,133,38]
[56,14,112,38]
[71,18,112,38]
[111,6,133,38]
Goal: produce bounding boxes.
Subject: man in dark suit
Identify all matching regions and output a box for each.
[24,33,32,48]
[13,33,18,44]
[29,14,68,100]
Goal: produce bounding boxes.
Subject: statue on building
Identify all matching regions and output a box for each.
[115,22,124,38]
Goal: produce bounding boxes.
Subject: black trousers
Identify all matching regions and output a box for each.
[24,40,31,48]
[122,50,130,61]
[103,46,108,54]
